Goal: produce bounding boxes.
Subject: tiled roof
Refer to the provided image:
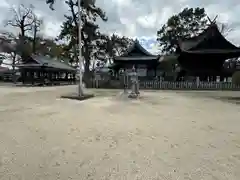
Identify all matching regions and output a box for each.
[179,24,240,52]
[18,55,76,72]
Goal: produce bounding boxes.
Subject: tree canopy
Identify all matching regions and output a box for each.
[56,0,132,78]
[157,7,208,54]
[0,0,132,76]
[0,3,64,69]
[58,0,107,69]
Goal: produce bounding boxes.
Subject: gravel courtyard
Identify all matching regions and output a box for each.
[0,85,240,180]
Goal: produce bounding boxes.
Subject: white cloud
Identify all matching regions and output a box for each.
[1,0,240,54]
[0,0,10,8]
[0,0,11,25]
[137,13,158,29]
[157,7,174,26]
[43,20,62,38]
[227,29,240,46]
[112,0,132,7]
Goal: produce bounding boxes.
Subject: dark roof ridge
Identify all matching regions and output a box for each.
[120,39,154,57]
[22,55,76,71]
[178,23,240,51]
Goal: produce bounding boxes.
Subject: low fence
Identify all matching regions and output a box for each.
[89,79,240,90]
[138,81,240,90]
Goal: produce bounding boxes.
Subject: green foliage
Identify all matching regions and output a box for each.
[3,4,45,61]
[0,31,67,64]
[46,0,132,72]
[34,38,64,58]
[58,0,132,76]
[46,0,55,10]
[58,0,107,74]
[158,55,178,72]
[96,34,133,62]
[232,71,240,85]
[157,7,208,54]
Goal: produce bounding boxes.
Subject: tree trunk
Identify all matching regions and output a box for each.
[32,26,37,54]
[12,53,17,84]
[82,43,91,86]
[84,58,90,77]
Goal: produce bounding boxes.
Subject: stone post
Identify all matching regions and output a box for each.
[196,76,200,88]
[128,66,139,98]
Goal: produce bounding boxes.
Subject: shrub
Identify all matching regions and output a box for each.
[232,71,240,85]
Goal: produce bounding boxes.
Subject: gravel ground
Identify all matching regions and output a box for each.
[175,91,240,104]
[0,86,240,180]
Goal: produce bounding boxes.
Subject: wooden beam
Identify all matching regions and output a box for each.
[207,15,212,24]
[212,15,218,24]
[207,15,218,25]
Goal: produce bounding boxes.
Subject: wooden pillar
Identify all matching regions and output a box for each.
[57,72,60,80]
[41,69,45,85]
[55,72,57,81]
[57,72,60,81]
[36,70,39,83]
[52,72,55,81]
[21,69,26,84]
[29,71,33,85]
[48,71,52,84]
[73,72,76,84]
[213,76,216,82]
[58,72,61,81]
[26,70,29,83]
[220,75,224,82]
[64,72,67,83]
[55,72,57,82]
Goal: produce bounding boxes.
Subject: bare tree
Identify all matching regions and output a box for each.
[5,4,35,60]
[218,22,233,37]
[5,4,35,37]
[32,15,43,54]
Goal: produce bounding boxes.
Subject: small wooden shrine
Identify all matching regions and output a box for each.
[16,55,76,85]
[110,40,159,79]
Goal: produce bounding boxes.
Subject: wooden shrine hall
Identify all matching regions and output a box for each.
[16,55,76,85]
[176,17,240,81]
[109,39,160,79]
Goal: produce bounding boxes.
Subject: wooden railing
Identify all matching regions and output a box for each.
[139,81,240,90]
[90,80,240,90]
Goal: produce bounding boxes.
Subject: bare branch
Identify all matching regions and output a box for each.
[5,22,19,27]
[5,4,35,37]
[212,15,218,23]
[217,22,233,36]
